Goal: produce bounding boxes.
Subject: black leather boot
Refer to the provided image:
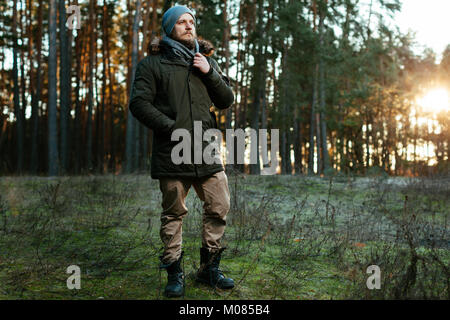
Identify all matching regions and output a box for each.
[160,252,184,298]
[196,247,234,289]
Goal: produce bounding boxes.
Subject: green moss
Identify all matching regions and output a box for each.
[0,175,448,299]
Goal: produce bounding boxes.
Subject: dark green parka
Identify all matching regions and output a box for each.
[129,39,234,179]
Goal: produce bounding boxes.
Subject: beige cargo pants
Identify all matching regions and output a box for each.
[158,170,230,264]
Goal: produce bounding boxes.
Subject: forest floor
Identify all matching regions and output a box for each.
[0,173,449,300]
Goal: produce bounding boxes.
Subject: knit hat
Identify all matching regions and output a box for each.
[162,5,196,37]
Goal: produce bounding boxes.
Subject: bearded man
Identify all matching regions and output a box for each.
[129,5,235,298]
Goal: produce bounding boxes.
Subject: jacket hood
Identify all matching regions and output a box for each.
[147,36,215,57]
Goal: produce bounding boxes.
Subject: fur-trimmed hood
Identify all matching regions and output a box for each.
[147,36,215,57]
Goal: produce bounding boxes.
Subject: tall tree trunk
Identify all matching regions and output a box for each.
[12,0,24,173]
[126,0,133,98]
[133,1,143,172]
[140,0,150,174]
[59,0,71,173]
[48,0,59,175]
[308,64,319,175]
[318,0,330,174]
[140,0,152,61]
[125,0,142,173]
[249,0,265,175]
[100,0,110,173]
[162,0,172,12]
[315,112,322,174]
[151,0,158,35]
[146,0,158,170]
[124,0,134,173]
[19,0,28,171]
[280,40,289,174]
[94,56,101,172]
[100,41,106,174]
[30,0,43,174]
[227,2,243,172]
[138,0,151,170]
[74,11,83,174]
[222,0,232,131]
[293,106,303,175]
[104,1,116,173]
[0,117,7,157]
[286,124,293,174]
[365,111,371,169]
[308,1,319,175]
[86,0,96,172]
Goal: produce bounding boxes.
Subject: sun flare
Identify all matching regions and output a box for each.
[417,88,450,114]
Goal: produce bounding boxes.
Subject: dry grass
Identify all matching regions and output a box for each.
[0,173,448,299]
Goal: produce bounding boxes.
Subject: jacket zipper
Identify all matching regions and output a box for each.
[187,66,198,178]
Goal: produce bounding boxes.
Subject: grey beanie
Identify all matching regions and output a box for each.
[162,5,196,36]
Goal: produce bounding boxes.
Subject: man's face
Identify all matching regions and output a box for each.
[171,13,196,49]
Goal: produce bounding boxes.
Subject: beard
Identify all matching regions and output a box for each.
[172,32,196,50]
